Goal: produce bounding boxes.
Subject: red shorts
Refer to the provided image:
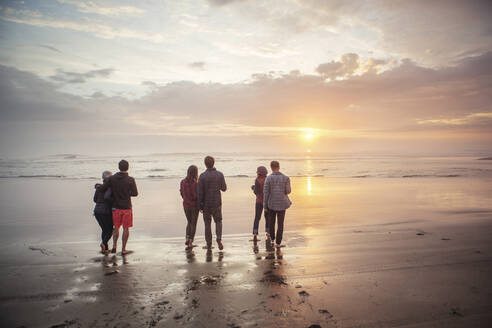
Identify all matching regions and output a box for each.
[112,209,133,228]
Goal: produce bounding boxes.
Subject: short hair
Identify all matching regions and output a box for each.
[204,156,215,169]
[270,160,280,170]
[119,159,129,171]
[187,165,198,181]
[102,170,112,180]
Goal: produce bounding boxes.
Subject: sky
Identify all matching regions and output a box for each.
[0,0,491,157]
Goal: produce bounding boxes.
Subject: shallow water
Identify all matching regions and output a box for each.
[0,176,491,250]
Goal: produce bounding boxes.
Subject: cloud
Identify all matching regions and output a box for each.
[57,0,145,17]
[37,44,62,53]
[141,81,158,88]
[417,113,492,126]
[316,53,359,80]
[50,68,114,84]
[0,8,164,42]
[0,65,88,120]
[209,0,492,66]
[1,52,491,152]
[188,62,206,71]
[206,0,246,7]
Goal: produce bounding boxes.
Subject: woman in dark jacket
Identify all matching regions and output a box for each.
[251,166,268,241]
[93,170,113,254]
[180,165,199,248]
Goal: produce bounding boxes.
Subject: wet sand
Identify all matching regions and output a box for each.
[1,177,492,327]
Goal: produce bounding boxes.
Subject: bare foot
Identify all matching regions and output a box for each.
[111,247,117,254]
[217,240,224,250]
[100,243,106,254]
[121,250,133,255]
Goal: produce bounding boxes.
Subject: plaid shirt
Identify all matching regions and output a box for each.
[180,177,198,208]
[263,171,292,211]
[198,168,227,210]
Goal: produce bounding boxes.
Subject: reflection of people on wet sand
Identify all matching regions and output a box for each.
[98,160,138,255]
[264,161,292,248]
[198,156,227,250]
[180,165,199,249]
[206,248,224,262]
[185,248,196,263]
[93,170,113,254]
[251,166,268,242]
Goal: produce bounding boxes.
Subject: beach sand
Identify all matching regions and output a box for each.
[0,177,491,327]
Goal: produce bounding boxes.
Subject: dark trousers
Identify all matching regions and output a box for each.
[94,213,113,249]
[268,209,286,245]
[253,202,268,234]
[203,206,223,246]
[184,206,199,242]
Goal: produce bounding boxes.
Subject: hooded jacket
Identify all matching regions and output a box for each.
[98,172,138,209]
[93,183,112,215]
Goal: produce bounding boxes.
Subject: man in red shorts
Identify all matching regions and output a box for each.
[98,159,138,255]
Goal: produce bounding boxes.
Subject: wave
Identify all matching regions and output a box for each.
[18,174,67,178]
[146,175,180,179]
[226,174,250,178]
[477,157,492,160]
[352,175,371,178]
[149,168,168,172]
[402,174,460,178]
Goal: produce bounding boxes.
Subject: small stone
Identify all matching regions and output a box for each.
[299,290,310,296]
[318,309,333,318]
[295,284,302,288]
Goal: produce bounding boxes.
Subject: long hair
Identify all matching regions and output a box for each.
[187,165,198,182]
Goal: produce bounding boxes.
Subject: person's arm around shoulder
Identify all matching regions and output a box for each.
[220,172,227,192]
[285,175,291,195]
[130,177,138,197]
[98,178,111,193]
[263,176,270,210]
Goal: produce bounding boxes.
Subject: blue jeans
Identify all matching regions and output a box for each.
[94,213,113,249]
[253,202,268,235]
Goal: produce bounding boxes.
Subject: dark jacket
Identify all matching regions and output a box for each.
[93,183,112,215]
[197,168,227,210]
[98,172,138,209]
[180,177,198,208]
[252,175,266,204]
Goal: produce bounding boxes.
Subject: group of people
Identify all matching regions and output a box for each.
[92,156,291,255]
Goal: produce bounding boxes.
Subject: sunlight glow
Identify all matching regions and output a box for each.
[304,133,313,139]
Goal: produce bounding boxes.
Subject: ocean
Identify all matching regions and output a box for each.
[1,153,491,180]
